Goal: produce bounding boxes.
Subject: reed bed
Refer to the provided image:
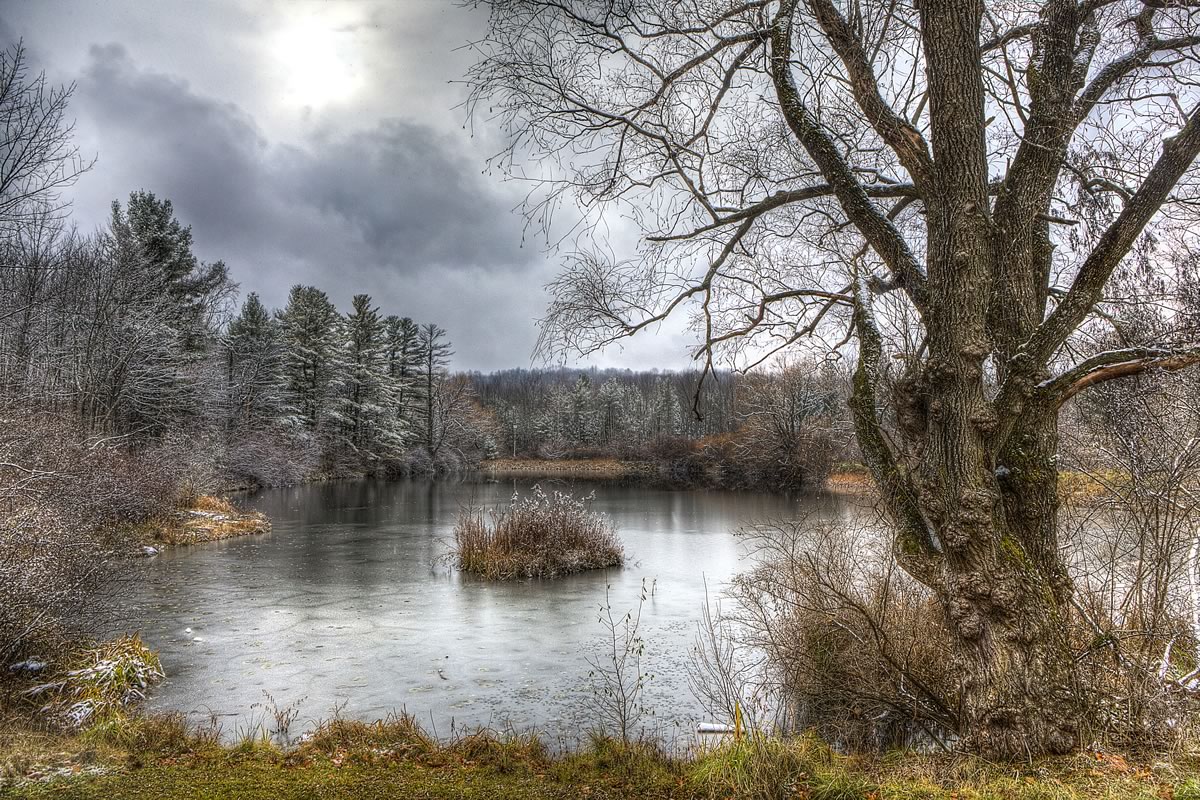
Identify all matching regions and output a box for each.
[454,486,624,579]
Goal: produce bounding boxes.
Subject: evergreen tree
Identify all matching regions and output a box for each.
[110,190,230,352]
[384,315,421,428]
[277,285,342,434]
[650,377,680,439]
[225,292,282,428]
[86,191,233,436]
[596,377,627,446]
[335,295,406,464]
[416,323,453,457]
[566,373,597,446]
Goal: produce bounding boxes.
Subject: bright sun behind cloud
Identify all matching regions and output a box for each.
[269,12,364,109]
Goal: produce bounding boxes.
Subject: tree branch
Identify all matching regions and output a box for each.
[1040,346,1200,406]
[1024,103,1200,366]
[807,0,934,188]
[848,266,941,585]
[768,0,927,310]
[645,182,919,243]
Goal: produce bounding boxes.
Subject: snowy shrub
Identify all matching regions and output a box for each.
[25,635,164,729]
[221,429,320,488]
[454,486,624,579]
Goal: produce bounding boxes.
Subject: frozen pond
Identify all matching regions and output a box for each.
[125,477,858,744]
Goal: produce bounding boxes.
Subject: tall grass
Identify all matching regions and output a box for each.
[454,486,624,579]
[25,635,163,729]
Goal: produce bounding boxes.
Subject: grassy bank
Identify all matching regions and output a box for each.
[145,495,270,547]
[3,715,1200,799]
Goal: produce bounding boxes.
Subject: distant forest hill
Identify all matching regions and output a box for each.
[469,367,850,481]
[1,188,850,491]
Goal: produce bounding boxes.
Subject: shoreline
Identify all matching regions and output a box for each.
[2,711,1196,798]
[144,495,270,548]
[480,457,656,480]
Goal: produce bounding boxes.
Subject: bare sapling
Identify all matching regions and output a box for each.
[586,579,654,744]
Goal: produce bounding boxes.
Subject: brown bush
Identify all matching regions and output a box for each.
[707,506,1200,754]
[0,409,183,668]
[454,486,624,579]
[725,516,960,751]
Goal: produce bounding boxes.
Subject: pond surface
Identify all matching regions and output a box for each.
[126,478,859,744]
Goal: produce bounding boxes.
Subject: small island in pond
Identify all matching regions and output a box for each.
[453,486,624,580]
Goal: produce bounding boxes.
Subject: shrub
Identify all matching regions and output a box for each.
[711,506,1200,755]
[0,410,183,665]
[220,429,320,488]
[705,515,960,751]
[453,486,624,579]
[301,712,437,761]
[25,635,164,729]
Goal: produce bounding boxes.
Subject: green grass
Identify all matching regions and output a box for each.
[3,760,590,799]
[3,719,1200,799]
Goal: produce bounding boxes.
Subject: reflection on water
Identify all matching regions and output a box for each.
[123,477,857,742]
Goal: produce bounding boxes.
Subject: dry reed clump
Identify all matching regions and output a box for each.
[190,495,236,514]
[154,496,270,546]
[722,516,961,751]
[454,486,624,579]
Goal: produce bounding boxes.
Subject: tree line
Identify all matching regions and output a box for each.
[2,186,852,491]
[1,187,491,487]
[471,365,850,489]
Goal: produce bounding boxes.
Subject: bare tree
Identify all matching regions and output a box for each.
[468,0,1200,756]
[0,42,92,235]
[417,323,454,458]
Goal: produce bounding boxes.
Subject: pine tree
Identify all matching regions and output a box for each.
[566,373,597,446]
[335,295,406,465]
[650,377,680,439]
[277,285,342,434]
[415,323,453,458]
[225,292,282,428]
[89,191,232,436]
[384,315,421,430]
[596,377,627,446]
[110,190,230,353]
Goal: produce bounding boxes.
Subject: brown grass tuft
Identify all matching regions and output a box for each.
[152,496,270,546]
[454,486,624,580]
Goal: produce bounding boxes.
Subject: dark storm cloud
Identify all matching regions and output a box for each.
[284,121,524,269]
[77,44,269,241]
[1,1,693,370]
[78,44,528,276]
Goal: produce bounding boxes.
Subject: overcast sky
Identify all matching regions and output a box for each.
[4,1,693,371]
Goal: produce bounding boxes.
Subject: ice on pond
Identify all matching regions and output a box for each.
[119,477,857,741]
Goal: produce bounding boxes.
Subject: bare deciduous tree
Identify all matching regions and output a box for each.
[467,0,1200,756]
[0,42,92,236]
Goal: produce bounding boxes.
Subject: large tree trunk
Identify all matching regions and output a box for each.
[880,344,1081,757]
[944,416,1080,757]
